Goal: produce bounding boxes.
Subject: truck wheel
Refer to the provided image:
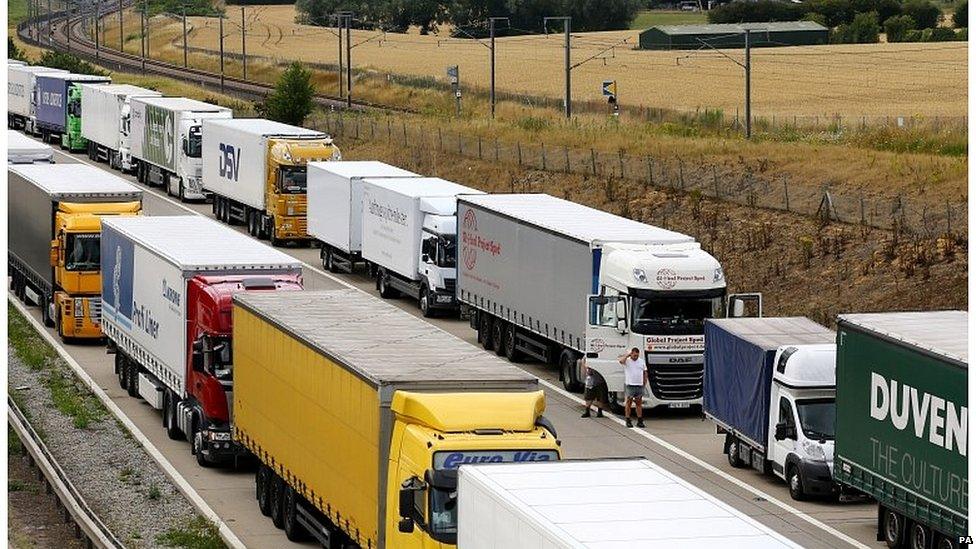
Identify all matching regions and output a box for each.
[377,271,398,298]
[193,424,211,468]
[560,349,582,392]
[178,179,185,201]
[324,247,338,273]
[419,286,434,318]
[41,296,54,327]
[479,313,493,351]
[126,361,139,398]
[283,485,308,541]
[491,319,505,356]
[909,523,931,549]
[257,465,273,516]
[504,323,523,362]
[164,392,183,440]
[935,534,958,549]
[270,475,286,529]
[727,436,746,468]
[247,211,257,237]
[883,509,904,548]
[787,464,806,501]
[116,354,128,390]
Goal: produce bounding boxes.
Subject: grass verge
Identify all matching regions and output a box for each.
[156,516,226,549]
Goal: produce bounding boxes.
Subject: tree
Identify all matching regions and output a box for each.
[884,14,915,41]
[38,50,108,75]
[953,0,967,28]
[832,10,880,42]
[902,0,941,28]
[851,0,902,23]
[707,0,805,23]
[259,62,315,126]
[8,37,28,62]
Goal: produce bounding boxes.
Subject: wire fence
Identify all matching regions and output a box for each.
[313,110,968,236]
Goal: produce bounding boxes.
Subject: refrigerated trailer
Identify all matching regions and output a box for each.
[100,216,303,466]
[8,164,142,340]
[7,65,66,132]
[8,130,54,163]
[834,311,967,549]
[232,290,561,548]
[80,83,161,171]
[34,72,111,151]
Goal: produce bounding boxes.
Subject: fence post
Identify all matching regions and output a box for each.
[564,146,570,173]
[541,143,546,171]
[783,178,790,211]
[438,127,443,151]
[402,122,407,145]
[387,119,392,140]
[677,159,684,190]
[517,142,522,166]
[590,149,597,176]
[478,136,483,160]
[946,199,951,234]
[495,139,499,162]
[860,196,865,225]
[712,165,720,198]
[646,156,653,188]
[371,120,376,140]
[355,117,360,140]
[458,133,462,155]
[618,151,625,180]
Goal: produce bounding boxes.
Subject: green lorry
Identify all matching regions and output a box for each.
[835,311,967,549]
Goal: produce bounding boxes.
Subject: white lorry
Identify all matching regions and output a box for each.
[80,83,161,172]
[703,317,838,501]
[7,64,66,132]
[7,130,54,163]
[457,458,801,548]
[361,177,483,317]
[129,96,232,200]
[457,193,761,409]
[307,161,419,273]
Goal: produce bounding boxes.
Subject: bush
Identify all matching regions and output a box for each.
[707,0,805,23]
[953,0,967,27]
[902,0,941,28]
[928,26,959,40]
[832,10,880,42]
[8,37,27,62]
[258,62,315,126]
[803,0,855,26]
[884,14,915,41]
[802,11,829,26]
[852,0,902,23]
[37,51,109,75]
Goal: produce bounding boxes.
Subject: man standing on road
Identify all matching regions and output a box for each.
[580,358,607,418]
[618,347,646,428]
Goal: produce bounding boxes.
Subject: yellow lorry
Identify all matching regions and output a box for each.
[232,289,561,548]
[8,164,142,340]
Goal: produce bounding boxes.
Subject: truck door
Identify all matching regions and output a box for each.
[584,294,630,392]
[770,396,798,479]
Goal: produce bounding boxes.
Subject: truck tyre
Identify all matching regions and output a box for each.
[323,247,338,273]
[164,173,173,196]
[377,271,398,298]
[178,178,185,201]
[883,508,905,548]
[247,211,257,237]
[787,464,806,501]
[479,313,493,351]
[282,485,308,541]
[126,361,139,398]
[40,296,54,327]
[560,349,582,392]
[491,319,505,356]
[164,391,183,440]
[935,534,958,549]
[257,465,273,517]
[192,422,211,468]
[270,475,286,529]
[727,436,746,468]
[909,523,931,549]
[419,286,434,318]
[116,354,128,390]
[504,323,523,362]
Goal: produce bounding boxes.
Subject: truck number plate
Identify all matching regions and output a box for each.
[669,403,691,409]
[436,295,453,303]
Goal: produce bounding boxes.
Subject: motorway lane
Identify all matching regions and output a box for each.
[34,145,880,548]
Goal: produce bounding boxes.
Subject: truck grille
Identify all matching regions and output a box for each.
[443,278,456,294]
[90,298,102,324]
[648,363,703,401]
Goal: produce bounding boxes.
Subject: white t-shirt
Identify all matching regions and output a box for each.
[623,357,645,386]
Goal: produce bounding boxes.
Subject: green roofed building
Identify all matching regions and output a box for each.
[638,21,828,50]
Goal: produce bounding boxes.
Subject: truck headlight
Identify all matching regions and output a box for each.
[800,439,826,463]
[331,148,342,161]
[74,298,84,318]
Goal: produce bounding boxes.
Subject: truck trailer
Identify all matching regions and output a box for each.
[99,216,303,466]
[307,160,419,273]
[703,317,838,501]
[458,458,802,548]
[129,96,232,200]
[361,177,483,316]
[8,130,54,164]
[80,83,161,172]
[8,164,142,340]
[834,311,967,549]
[232,289,561,548]
[202,118,340,245]
[457,193,757,409]
[34,72,111,150]
[7,64,66,132]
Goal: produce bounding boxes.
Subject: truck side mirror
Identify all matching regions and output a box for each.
[398,517,415,534]
[191,339,205,372]
[49,239,59,266]
[616,319,627,334]
[421,253,431,264]
[614,299,626,320]
[732,299,745,318]
[774,422,796,441]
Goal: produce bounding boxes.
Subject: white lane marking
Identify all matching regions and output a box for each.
[8,295,247,549]
[50,142,868,549]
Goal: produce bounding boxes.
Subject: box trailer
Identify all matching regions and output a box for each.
[35,72,111,150]
[8,164,142,340]
[458,459,802,548]
[203,118,340,244]
[232,289,561,548]
[307,160,419,273]
[80,83,161,171]
[834,311,967,549]
[7,65,66,131]
[703,317,838,500]
[8,130,54,164]
[129,96,232,200]
[100,216,303,465]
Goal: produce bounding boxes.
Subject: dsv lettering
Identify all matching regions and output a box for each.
[219,143,242,181]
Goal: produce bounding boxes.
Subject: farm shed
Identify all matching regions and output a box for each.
[638,21,828,50]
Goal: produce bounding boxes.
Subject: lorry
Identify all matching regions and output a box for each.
[834,311,967,549]
[7,64,66,132]
[307,160,419,273]
[202,118,340,245]
[99,215,304,466]
[361,177,483,316]
[80,83,161,172]
[34,72,112,151]
[458,458,802,548]
[8,130,54,163]
[232,289,561,548]
[702,317,838,501]
[8,164,142,340]
[457,193,760,409]
[129,96,232,200]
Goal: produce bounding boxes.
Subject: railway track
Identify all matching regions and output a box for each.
[7,394,125,549]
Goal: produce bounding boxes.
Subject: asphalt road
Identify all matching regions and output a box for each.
[13,143,882,549]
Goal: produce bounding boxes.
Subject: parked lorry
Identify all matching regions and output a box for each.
[7,64,66,132]
[202,118,340,244]
[703,317,838,501]
[8,164,142,340]
[8,130,54,163]
[458,458,801,548]
[834,311,968,549]
[232,289,561,548]
[362,177,483,316]
[307,160,418,273]
[457,193,759,408]
[80,83,161,172]
[129,96,232,200]
[99,216,303,466]
[34,72,111,150]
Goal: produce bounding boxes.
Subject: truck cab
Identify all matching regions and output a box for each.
[418,206,459,314]
[118,99,136,172]
[177,119,206,198]
[263,138,341,243]
[388,391,560,548]
[62,83,85,151]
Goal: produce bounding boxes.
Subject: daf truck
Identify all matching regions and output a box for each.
[362,177,483,316]
[307,160,419,273]
[703,317,838,501]
[834,311,967,549]
[7,64,66,132]
[8,164,142,340]
[8,130,54,163]
[458,459,802,548]
[34,72,111,150]
[129,96,232,200]
[232,289,561,548]
[202,118,340,245]
[80,83,161,172]
[457,193,760,409]
[100,216,303,466]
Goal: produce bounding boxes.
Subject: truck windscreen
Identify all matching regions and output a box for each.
[64,233,100,271]
[186,128,203,158]
[429,486,457,541]
[277,166,306,194]
[796,398,835,440]
[631,295,724,335]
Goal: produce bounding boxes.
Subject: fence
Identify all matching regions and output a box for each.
[314,111,968,236]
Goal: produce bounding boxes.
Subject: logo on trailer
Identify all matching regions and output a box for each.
[460,209,501,271]
[218,143,241,181]
[589,338,607,354]
[656,268,678,289]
